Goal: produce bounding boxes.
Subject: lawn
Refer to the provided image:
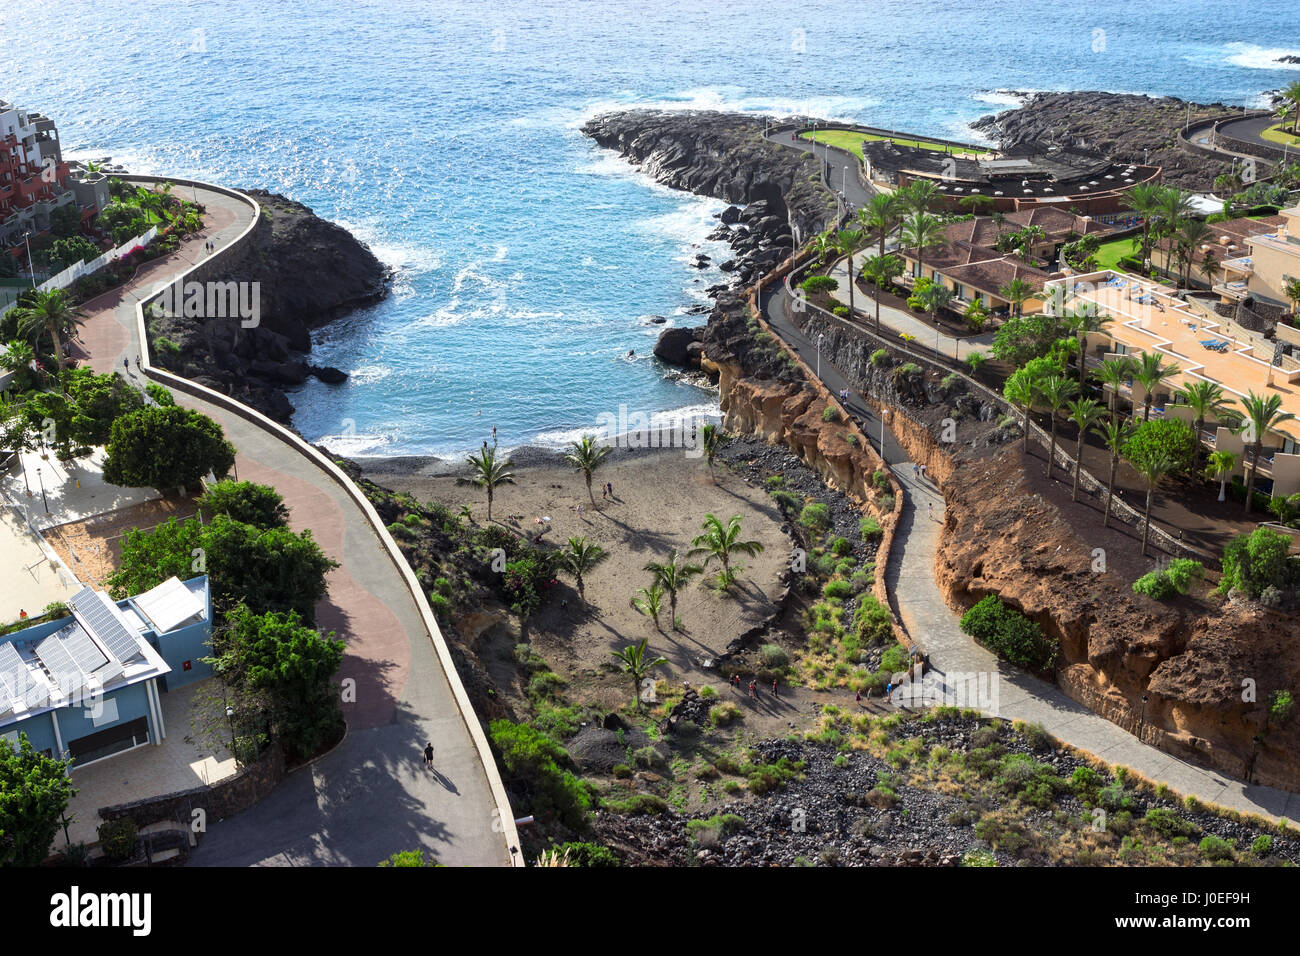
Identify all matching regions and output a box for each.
[799,129,986,160]
[1093,234,1138,272]
[1260,123,1300,147]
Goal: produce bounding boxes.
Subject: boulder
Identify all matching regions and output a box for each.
[720,204,742,224]
[654,325,705,368]
[309,364,348,384]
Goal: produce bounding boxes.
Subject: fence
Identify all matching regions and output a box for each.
[0,225,159,320]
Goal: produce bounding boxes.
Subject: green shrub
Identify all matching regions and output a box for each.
[878,493,895,513]
[854,595,892,644]
[870,348,890,367]
[550,841,621,866]
[823,580,852,600]
[770,489,800,515]
[832,305,850,318]
[604,794,668,815]
[1132,571,1176,600]
[831,536,852,556]
[872,469,890,491]
[959,595,1055,671]
[632,745,666,769]
[710,702,743,727]
[1134,559,1203,600]
[822,406,841,423]
[1251,834,1273,857]
[800,275,839,294]
[1198,835,1235,861]
[1144,807,1197,838]
[759,644,789,668]
[699,684,718,699]
[97,818,139,861]
[799,502,831,534]
[428,592,451,621]
[1219,527,1290,599]
[686,813,745,844]
[489,720,591,829]
[860,516,882,540]
[765,475,785,490]
[612,763,632,778]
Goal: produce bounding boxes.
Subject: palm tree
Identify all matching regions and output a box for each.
[1204,450,1239,503]
[645,550,704,630]
[631,583,665,630]
[1178,218,1211,288]
[1128,182,1164,269]
[998,277,1034,318]
[1004,369,1040,454]
[610,638,668,712]
[13,289,84,372]
[558,535,609,606]
[860,193,902,262]
[811,231,834,266]
[1268,495,1300,528]
[1199,250,1220,289]
[991,211,1007,241]
[1065,397,1105,501]
[457,446,515,521]
[959,193,994,216]
[1134,352,1179,421]
[690,513,764,592]
[1128,447,1174,557]
[1094,418,1135,528]
[1015,224,1046,263]
[834,228,864,317]
[900,179,941,216]
[901,212,942,287]
[1095,355,1138,421]
[1064,307,1111,385]
[1238,391,1297,514]
[916,279,953,335]
[701,423,721,482]
[862,253,905,333]
[1039,375,1079,479]
[563,434,612,506]
[1155,188,1195,274]
[1283,79,1300,135]
[1182,380,1225,470]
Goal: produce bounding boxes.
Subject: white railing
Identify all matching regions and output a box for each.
[0,225,159,320]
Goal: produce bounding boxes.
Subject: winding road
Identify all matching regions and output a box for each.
[73,183,514,867]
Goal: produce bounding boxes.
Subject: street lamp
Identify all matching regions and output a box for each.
[880,407,889,458]
[816,332,824,380]
[36,465,48,515]
[20,231,36,288]
[226,704,236,761]
[1138,693,1148,736]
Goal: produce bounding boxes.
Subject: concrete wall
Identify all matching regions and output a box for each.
[1,712,58,754]
[147,619,213,690]
[58,681,154,755]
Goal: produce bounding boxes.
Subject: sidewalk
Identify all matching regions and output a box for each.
[71,183,511,866]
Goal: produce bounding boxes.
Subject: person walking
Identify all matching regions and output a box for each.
[855,688,861,708]
[607,481,614,499]
[748,679,756,699]
[423,741,434,768]
[772,678,779,698]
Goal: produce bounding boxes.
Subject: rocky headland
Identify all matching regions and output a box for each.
[147,189,389,423]
[971,91,1236,190]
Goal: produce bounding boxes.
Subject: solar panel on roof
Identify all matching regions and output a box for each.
[70,588,143,665]
[0,644,37,716]
[62,626,121,683]
[35,633,86,699]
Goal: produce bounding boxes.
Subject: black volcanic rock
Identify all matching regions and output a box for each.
[969,91,1237,191]
[654,325,705,369]
[146,191,389,423]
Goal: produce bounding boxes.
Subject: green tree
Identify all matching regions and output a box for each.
[990,311,1062,367]
[43,236,98,272]
[198,479,289,528]
[0,733,76,867]
[701,423,720,483]
[212,605,345,761]
[1204,450,1239,503]
[1133,351,1179,421]
[1062,306,1111,385]
[861,253,905,333]
[1123,417,1197,477]
[1128,182,1165,269]
[1177,218,1212,288]
[644,549,704,630]
[1003,359,1058,454]
[997,278,1036,318]
[557,536,608,607]
[610,638,668,712]
[1182,380,1225,471]
[1285,80,1300,135]
[901,212,942,289]
[1094,418,1135,528]
[1125,445,1175,557]
[12,289,84,372]
[106,516,206,598]
[1219,527,1290,599]
[1094,355,1137,421]
[1065,397,1105,501]
[915,277,954,332]
[202,516,338,621]
[859,192,902,263]
[690,513,764,592]
[378,849,441,867]
[1038,374,1078,479]
[834,228,864,317]
[563,434,611,507]
[458,446,515,521]
[631,583,665,630]
[1238,391,1297,514]
[103,405,235,491]
[57,367,144,447]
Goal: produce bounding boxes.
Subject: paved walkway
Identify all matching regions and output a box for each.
[764,126,876,214]
[822,254,996,361]
[71,185,511,866]
[760,282,1300,825]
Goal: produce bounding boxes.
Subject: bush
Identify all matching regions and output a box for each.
[870,348,890,367]
[770,489,800,515]
[103,405,236,491]
[1251,834,1273,857]
[823,580,852,600]
[860,516,882,540]
[878,493,895,513]
[832,305,850,318]
[872,469,890,491]
[1132,571,1176,600]
[800,275,839,295]
[710,702,743,727]
[97,818,139,862]
[198,480,290,528]
[799,502,831,534]
[632,745,666,770]
[1144,807,1197,838]
[551,841,620,867]
[959,595,1055,671]
[604,793,668,816]
[854,595,892,644]
[831,536,852,556]
[489,720,592,829]
[1220,527,1290,600]
[822,406,841,423]
[1198,835,1235,861]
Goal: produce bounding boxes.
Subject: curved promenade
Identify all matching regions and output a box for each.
[75,178,520,867]
[756,251,1300,826]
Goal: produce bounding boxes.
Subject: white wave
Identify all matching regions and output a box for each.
[565,86,880,130]
[314,430,394,457]
[347,364,391,386]
[1223,42,1300,71]
[530,400,722,449]
[972,90,1038,108]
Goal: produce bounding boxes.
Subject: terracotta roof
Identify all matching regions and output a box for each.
[942,256,1053,296]
[937,208,1110,249]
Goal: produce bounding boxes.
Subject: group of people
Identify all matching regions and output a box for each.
[730,672,779,699]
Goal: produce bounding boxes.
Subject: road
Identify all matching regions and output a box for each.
[73,184,513,866]
[764,126,877,214]
[759,279,1300,825]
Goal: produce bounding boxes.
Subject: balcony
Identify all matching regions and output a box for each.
[1221,255,1253,276]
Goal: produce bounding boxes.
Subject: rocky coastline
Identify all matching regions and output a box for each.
[147,189,390,423]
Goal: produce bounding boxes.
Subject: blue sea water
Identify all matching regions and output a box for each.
[4,0,1299,456]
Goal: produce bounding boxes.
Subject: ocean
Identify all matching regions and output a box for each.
[4,0,1298,456]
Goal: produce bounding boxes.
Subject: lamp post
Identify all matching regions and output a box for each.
[226,704,237,761]
[880,407,889,458]
[20,231,36,288]
[816,332,824,380]
[1139,692,1148,737]
[36,465,48,514]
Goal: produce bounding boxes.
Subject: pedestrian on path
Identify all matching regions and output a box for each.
[772,678,779,698]
[855,689,861,707]
[928,502,934,520]
[423,741,434,768]
[913,463,919,478]
[748,679,756,699]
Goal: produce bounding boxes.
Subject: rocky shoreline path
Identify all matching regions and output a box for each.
[69,182,512,867]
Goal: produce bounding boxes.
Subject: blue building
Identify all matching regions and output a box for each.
[0,576,213,768]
